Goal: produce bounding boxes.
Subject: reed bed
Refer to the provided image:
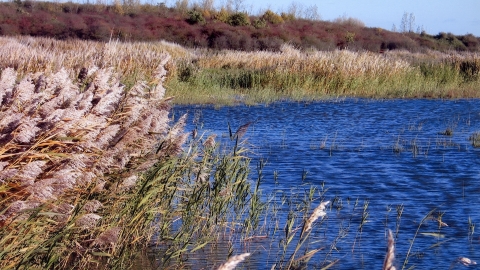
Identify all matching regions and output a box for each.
[1,36,479,104]
[1,36,479,269]
[198,44,412,78]
[0,36,190,87]
[0,42,259,269]
[172,44,480,102]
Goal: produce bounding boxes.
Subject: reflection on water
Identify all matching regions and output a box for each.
[164,99,480,269]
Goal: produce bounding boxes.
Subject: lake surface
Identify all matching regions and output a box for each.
[169,99,480,269]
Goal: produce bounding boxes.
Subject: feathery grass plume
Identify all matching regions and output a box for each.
[234,121,252,140]
[203,134,217,149]
[13,76,36,108]
[118,175,138,191]
[26,180,56,201]
[304,200,330,232]
[217,253,251,270]
[83,200,103,213]
[93,226,122,246]
[52,203,74,215]
[0,161,9,171]
[14,116,41,143]
[91,82,124,117]
[91,67,114,93]
[0,112,22,137]
[151,56,171,100]
[76,213,102,229]
[382,229,396,270]
[93,124,121,149]
[16,160,46,185]
[456,257,477,266]
[0,200,40,225]
[0,67,16,105]
[0,168,18,183]
[149,109,170,134]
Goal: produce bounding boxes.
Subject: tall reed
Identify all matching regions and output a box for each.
[0,48,258,268]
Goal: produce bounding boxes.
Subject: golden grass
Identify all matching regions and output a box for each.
[0,48,191,268]
[198,44,413,78]
[0,36,190,85]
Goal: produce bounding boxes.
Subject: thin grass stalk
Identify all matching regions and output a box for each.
[401,208,436,270]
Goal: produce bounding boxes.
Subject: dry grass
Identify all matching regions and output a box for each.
[217,253,251,270]
[303,200,330,233]
[198,44,412,78]
[0,37,260,269]
[0,36,190,85]
[382,229,396,270]
[0,47,192,268]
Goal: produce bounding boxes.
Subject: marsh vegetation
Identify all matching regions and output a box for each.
[1,35,480,269]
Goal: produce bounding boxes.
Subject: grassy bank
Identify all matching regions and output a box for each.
[0,36,479,105]
[169,44,480,104]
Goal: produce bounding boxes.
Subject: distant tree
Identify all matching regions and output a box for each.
[286,1,303,19]
[408,13,415,32]
[400,12,408,32]
[252,18,266,29]
[187,9,205,24]
[345,31,355,44]
[400,12,415,33]
[213,7,230,23]
[200,0,214,11]
[303,4,320,20]
[175,0,189,13]
[261,9,284,24]
[227,12,249,26]
[392,23,397,32]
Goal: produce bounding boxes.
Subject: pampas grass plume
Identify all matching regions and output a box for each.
[382,229,396,270]
[217,253,251,270]
[304,200,330,232]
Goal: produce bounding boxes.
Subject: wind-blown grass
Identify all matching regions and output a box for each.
[1,36,479,269]
[1,36,479,105]
[0,52,259,269]
[170,45,480,103]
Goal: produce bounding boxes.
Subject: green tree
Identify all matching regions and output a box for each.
[228,12,250,26]
[261,10,284,24]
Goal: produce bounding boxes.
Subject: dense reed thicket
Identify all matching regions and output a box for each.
[1,36,479,269]
[1,35,479,104]
[0,37,261,269]
[171,44,480,103]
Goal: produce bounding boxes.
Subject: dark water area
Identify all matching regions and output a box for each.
[169,99,480,269]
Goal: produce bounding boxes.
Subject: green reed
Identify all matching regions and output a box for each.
[167,51,480,105]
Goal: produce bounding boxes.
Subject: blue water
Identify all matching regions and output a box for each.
[170,99,480,269]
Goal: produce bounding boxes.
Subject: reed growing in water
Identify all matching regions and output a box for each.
[1,36,479,105]
[0,52,259,268]
[1,36,479,269]
[171,44,480,103]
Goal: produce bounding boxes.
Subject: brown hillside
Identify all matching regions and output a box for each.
[0,1,478,52]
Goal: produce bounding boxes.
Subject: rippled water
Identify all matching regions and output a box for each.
[169,99,480,269]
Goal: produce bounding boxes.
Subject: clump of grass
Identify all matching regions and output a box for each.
[469,132,480,147]
[0,52,261,269]
[2,36,480,105]
[0,52,183,268]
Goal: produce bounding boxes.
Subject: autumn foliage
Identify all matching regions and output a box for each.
[0,1,478,52]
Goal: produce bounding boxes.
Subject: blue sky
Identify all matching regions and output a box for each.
[238,0,480,36]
